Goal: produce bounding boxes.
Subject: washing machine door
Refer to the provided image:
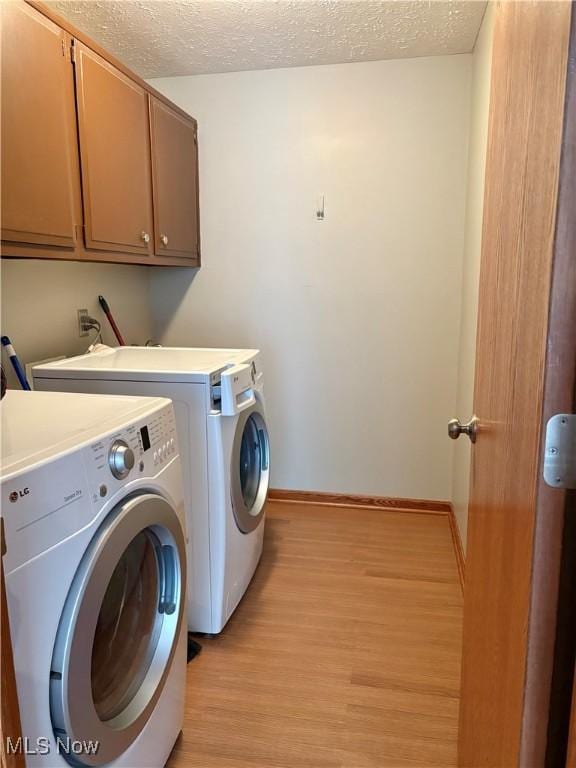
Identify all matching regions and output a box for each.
[50,493,186,767]
[230,400,270,533]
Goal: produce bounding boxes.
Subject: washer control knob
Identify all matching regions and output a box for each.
[108,440,135,479]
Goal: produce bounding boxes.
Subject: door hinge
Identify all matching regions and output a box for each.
[61,38,75,62]
[543,414,576,489]
[70,39,76,64]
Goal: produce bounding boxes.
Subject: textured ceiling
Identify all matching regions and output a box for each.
[48,0,487,78]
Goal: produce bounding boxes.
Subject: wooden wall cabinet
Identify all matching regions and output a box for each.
[0,2,82,250]
[74,43,155,257]
[150,98,200,265]
[1,0,200,268]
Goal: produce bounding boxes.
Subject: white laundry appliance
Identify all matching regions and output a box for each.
[1,390,186,767]
[33,346,270,634]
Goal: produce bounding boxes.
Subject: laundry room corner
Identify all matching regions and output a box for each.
[147,54,472,504]
[0,259,153,388]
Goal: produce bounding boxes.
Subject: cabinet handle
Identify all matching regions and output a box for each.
[161,234,169,246]
[141,231,150,244]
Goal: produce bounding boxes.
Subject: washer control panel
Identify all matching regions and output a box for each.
[153,436,177,468]
[85,403,178,505]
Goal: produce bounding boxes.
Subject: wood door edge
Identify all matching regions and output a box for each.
[567,660,576,767]
[521,5,576,763]
[195,131,201,264]
[72,40,95,251]
[148,94,163,256]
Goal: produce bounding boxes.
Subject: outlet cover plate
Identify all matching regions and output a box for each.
[77,308,89,337]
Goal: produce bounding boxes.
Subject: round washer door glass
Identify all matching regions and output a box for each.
[91,529,162,721]
[232,406,270,533]
[50,494,186,767]
[240,414,266,510]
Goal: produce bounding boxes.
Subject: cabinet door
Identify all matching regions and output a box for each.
[149,98,200,263]
[1,1,81,248]
[74,43,154,255]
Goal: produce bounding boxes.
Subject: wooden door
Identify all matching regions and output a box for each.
[0,1,81,249]
[568,672,576,767]
[149,97,200,264]
[458,2,574,766]
[74,42,154,255]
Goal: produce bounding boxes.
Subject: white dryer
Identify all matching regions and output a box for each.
[33,347,270,634]
[1,390,186,767]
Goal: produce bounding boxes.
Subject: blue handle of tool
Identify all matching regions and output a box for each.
[1,336,31,391]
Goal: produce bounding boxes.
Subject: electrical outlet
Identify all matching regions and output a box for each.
[77,308,90,337]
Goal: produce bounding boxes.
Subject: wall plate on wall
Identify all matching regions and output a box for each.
[77,308,90,337]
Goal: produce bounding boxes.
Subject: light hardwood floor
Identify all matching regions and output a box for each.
[168,501,463,768]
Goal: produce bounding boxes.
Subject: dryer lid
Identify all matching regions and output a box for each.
[32,346,260,384]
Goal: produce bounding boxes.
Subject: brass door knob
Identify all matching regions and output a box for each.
[448,416,479,443]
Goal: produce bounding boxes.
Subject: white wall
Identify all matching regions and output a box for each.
[451,4,495,546]
[1,260,152,389]
[149,55,472,500]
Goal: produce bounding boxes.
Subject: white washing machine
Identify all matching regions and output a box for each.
[1,390,186,767]
[33,346,270,635]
